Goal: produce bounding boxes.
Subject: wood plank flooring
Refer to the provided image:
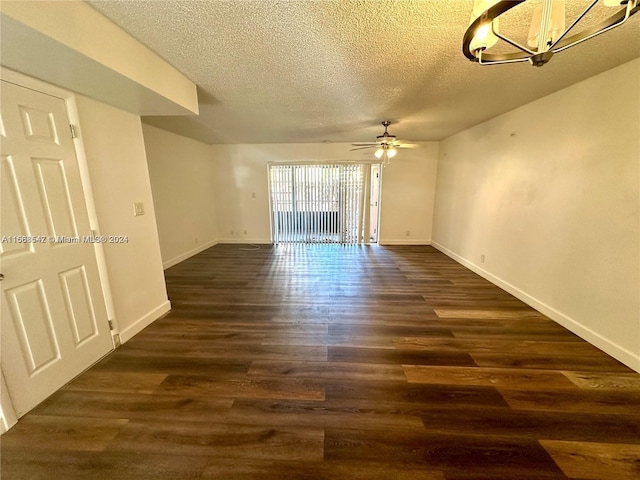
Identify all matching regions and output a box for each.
[2,244,639,479]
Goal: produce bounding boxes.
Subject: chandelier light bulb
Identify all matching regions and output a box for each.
[470,21,500,51]
[527,0,566,49]
[469,0,501,52]
[374,148,384,159]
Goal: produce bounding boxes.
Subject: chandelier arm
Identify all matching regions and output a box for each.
[492,29,536,55]
[548,0,599,50]
[476,50,537,64]
[478,49,530,65]
[552,0,638,53]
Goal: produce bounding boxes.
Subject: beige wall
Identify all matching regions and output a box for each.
[76,96,170,343]
[209,142,439,245]
[143,124,219,268]
[432,59,640,371]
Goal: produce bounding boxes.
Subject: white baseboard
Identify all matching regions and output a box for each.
[431,241,639,372]
[379,239,431,246]
[119,300,171,344]
[218,237,271,244]
[163,239,218,269]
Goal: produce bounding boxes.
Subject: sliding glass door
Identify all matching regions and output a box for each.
[269,163,379,245]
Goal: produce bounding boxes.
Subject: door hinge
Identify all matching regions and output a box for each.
[108,320,115,331]
[70,124,77,139]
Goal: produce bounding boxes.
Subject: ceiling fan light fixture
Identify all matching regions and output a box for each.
[350,121,418,163]
[377,134,397,143]
[462,0,639,67]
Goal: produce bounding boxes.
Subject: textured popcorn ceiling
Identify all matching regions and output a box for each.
[86,0,640,144]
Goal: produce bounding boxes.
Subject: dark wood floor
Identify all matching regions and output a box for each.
[2,244,639,479]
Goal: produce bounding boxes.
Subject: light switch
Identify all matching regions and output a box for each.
[133,202,145,216]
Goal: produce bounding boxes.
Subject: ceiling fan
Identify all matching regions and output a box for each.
[350,121,418,162]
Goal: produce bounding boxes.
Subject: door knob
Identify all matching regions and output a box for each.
[0,273,4,281]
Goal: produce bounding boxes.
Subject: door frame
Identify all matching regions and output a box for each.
[369,163,382,244]
[0,68,118,432]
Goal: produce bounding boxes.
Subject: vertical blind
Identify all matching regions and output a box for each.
[269,164,372,244]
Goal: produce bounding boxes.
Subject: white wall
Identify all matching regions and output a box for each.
[379,143,439,244]
[75,96,170,343]
[143,124,219,268]
[209,142,439,245]
[432,59,640,371]
[1,0,198,116]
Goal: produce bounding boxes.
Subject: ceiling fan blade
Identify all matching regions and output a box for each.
[350,146,377,151]
[351,143,378,147]
[396,143,420,149]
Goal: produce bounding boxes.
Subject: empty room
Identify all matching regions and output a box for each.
[1,1,639,479]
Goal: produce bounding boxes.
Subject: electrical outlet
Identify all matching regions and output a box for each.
[405,230,410,237]
[243,229,247,235]
[133,202,144,216]
[480,254,486,263]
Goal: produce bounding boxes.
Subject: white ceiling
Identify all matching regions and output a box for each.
[86,0,640,144]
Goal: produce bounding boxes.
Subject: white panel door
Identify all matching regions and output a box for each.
[0,80,113,416]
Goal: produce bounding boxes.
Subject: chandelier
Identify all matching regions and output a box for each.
[463,0,639,67]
